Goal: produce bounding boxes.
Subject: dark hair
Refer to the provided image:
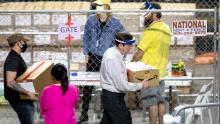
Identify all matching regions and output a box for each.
[7,39,17,47]
[51,63,69,96]
[90,2,97,10]
[150,2,162,18]
[115,32,133,46]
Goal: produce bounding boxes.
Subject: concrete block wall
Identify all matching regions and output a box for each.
[0,13,87,45]
[0,11,198,75]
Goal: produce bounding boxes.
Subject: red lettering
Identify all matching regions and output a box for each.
[173,22,177,28]
[188,21,192,28]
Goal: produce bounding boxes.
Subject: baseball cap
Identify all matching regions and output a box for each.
[7,33,30,47]
[94,0,111,5]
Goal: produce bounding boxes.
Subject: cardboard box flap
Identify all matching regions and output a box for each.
[126,62,157,71]
[17,61,53,82]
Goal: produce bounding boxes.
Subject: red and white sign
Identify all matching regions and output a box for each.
[172,20,207,36]
[58,16,81,40]
[58,16,81,48]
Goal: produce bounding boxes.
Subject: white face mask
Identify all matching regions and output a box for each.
[139,15,145,27]
[139,12,154,28]
[100,17,107,22]
[99,13,108,22]
[96,6,105,14]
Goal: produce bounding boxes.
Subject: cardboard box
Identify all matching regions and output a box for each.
[126,62,159,87]
[16,61,54,99]
[176,86,191,94]
[127,91,142,109]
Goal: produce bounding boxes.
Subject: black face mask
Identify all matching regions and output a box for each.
[20,43,28,52]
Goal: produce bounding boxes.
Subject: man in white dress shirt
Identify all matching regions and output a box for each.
[100,32,149,124]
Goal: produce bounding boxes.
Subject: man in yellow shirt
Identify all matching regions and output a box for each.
[132,2,171,124]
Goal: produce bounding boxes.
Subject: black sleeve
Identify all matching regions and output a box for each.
[5,57,19,72]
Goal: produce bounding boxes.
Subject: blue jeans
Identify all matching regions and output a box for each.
[9,101,35,124]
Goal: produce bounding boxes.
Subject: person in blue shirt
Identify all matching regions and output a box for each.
[83,4,125,57]
[78,0,125,122]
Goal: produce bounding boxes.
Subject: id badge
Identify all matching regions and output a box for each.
[96,40,99,47]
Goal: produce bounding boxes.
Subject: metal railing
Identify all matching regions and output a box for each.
[174,102,220,124]
[174,102,220,117]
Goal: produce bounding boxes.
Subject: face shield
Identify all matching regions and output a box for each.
[116,38,136,45]
[141,2,156,28]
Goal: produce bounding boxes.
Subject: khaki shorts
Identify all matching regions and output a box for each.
[141,81,166,107]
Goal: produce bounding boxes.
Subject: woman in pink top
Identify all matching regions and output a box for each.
[40,63,79,124]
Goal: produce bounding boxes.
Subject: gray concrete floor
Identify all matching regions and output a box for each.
[0,104,146,124]
[0,103,215,124]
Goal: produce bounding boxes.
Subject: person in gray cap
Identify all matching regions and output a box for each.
[4,33,37,124]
